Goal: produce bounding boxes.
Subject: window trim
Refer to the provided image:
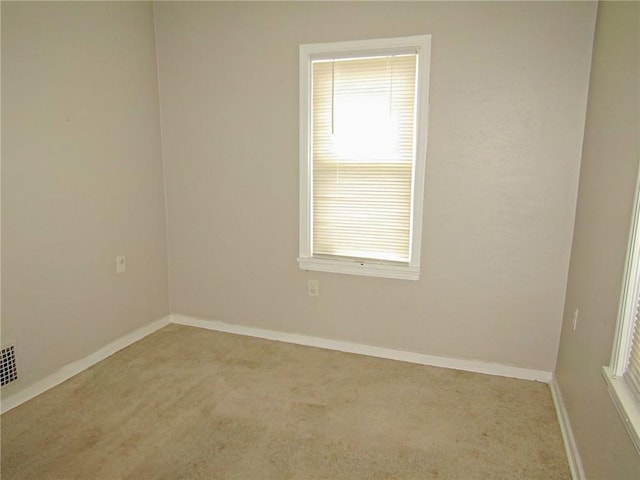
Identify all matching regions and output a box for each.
[298,35,431,281]
[603,167,640,454]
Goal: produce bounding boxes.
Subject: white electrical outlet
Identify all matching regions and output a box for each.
[116,255,126,273]
[572,308,579,331]
[308,280,319,296]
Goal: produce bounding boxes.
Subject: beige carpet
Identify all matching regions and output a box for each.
[1,324,569,479]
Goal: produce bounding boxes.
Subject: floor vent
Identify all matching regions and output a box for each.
[1,346,18,386]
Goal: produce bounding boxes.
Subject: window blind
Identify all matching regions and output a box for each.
[311,54,417,263]
[625,297,640,399]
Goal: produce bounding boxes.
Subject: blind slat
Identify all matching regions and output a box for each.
[623,296,640,399]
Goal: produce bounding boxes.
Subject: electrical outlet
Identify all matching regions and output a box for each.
[116,255,126,274]
[572,308,579,331]
[308,280,319,296]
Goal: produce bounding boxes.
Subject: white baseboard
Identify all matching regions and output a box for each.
[170,314,552,383]
[550,375,585,480]
[1,316,171,414]
[1,313,554,415]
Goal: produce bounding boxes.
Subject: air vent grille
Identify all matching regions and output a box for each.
[1,346,18,386]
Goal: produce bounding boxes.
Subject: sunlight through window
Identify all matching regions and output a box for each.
[331,94,400,162]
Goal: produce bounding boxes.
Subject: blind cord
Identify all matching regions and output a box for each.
[331,60,335,135]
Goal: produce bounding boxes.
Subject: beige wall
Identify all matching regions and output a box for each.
[556,2,640,478]
[154,1,596,372]
[1,2,169,396]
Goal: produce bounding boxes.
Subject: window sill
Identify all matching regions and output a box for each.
[602,366,640,454]
[298,257,420,280]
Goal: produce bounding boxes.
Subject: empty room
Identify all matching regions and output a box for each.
[1,1,639,479]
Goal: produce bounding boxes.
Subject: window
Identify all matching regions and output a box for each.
[603,170,640,454]
[298,35,431,280]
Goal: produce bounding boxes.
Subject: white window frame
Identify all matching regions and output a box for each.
[602,167,640,454]
[298,35,431,281]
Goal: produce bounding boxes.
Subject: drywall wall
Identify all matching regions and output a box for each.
[555,2,640,478]
[154,1,596,372]
[1,2,169,396]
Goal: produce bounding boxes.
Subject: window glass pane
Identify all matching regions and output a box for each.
[311,54,417,262]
